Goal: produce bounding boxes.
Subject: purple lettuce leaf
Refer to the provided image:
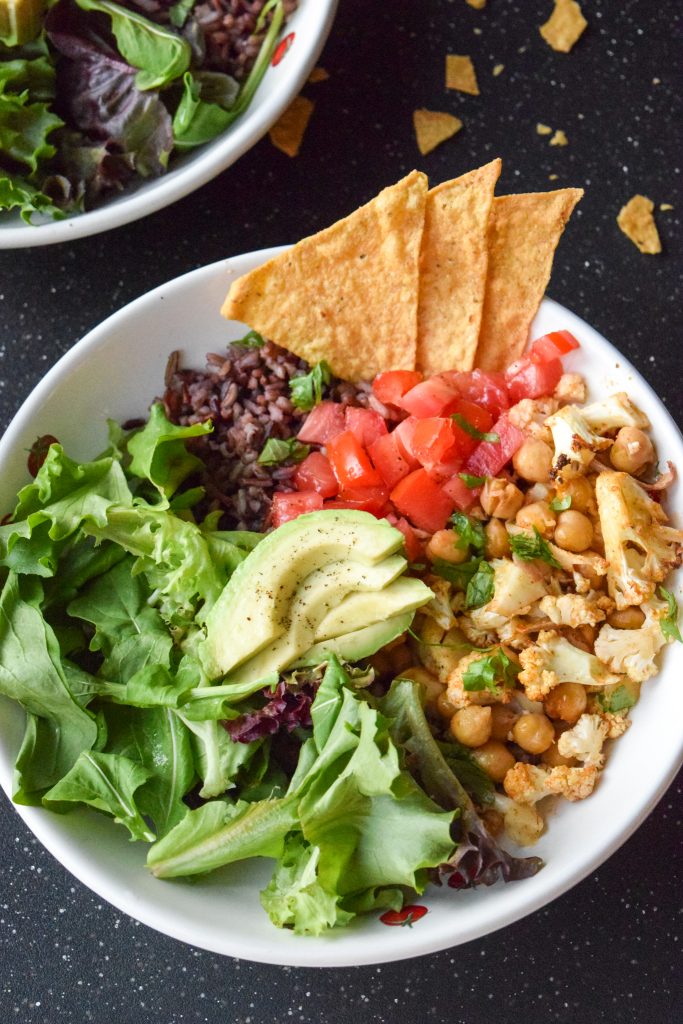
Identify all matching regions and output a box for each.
[224,678,319,745]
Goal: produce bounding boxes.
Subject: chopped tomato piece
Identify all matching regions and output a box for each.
[390,469,454,533]
[442,369,509,417]
[449,396,494,434]
[392,416,421,468]
[297,401,346,444]
[271,491,323,527]
[369,432,411,489]
[326,430,383,489]
[334,485,390,515]
[464,415,525,477]
[505,356,563,404]
[530,330,580,363]
[441,475,481,511]
[372,370,423,406]
[293,452,338,498]
[386,513,423,563]
[379,904,428,926]
[344,406,388,448]
[399,377,460,418]
[411,417,459,468]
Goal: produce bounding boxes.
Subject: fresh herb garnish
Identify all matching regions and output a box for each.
[458,473,486,489]
[596,685,637,714]
[257,438,310,466]
[658,586,682,643]
[462,649,519,694]
[290,360,333,411]
[550,494,572,512]
[509,527,562,568]
[450,511,485,552]
[466,560,495,609]
[452,413,500,444]
[432,557,482,590]
[232,329,265,349]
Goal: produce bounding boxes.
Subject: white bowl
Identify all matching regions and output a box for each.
[0,2,338,249]
[0,249,681,967]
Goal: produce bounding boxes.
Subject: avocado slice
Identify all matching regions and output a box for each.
[295,613,414,667]
[314,576,433,642]
[199,510,404,678]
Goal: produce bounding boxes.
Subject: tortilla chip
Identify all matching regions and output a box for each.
[536,123,552,135]
[308,66,330,83]
[413,109,463,156]
[445,55,480,95]
[416,160,501,375]
[617,195,662,254]
[466,0,486,8]
[221,172,428,380]
[476,188,583,371]
[540,0,587,53]
[550,129,568,146]
[492,63,505,76]
[269,96,315,157]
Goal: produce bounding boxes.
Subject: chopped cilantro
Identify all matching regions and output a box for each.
[550,493,572,512]
[658,586,682,643]
[432,556,482,590]
[458,472,486,489]
[232,329,265,349]
[509,527,562,568]
[596,685,637,714]
[463,649,519,694]
[452,413,500,443]
[450,511,486,552]
[466,560,495,609]
[257,438,310,465]
[290,360,333,411]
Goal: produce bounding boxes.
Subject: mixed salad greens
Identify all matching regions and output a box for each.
[0,0,289,223]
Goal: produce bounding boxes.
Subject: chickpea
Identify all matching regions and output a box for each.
[513,439,553,483]
[398,666,445,712]
[607,606,646,630]
[577,562,607,590]
[610,427,654,475]
[485,518,511,559]
[564,624,597,652]
[481,478,525,519]
[544,682,587,724]
[515,501,557,538]
[541,741,577,768]
[511,712,555,754]
[490,703,518,741]
[436,689,460,720]
[553,509,594,553]
[558,475,594,514]
[426,529,469,565]
[471,740,516,782]
[450,705,492,747]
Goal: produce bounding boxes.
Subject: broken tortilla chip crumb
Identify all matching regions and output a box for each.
[549,173,559,180]
[540,0,587,53]
[550,129,568,146]
[466,0,487,8]
[413,109,463,155]
[269,96,315,157]
[308,66,330,83]
[492,63,504,76]
[617,195,662,254]
[446,54,480,95]
[536,123,552,135]
[660,203,673,211]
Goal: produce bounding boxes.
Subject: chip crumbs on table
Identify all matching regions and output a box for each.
[617,195,662,254]
[445,54,480,95]
[413,109,463,156]
[269,96,315,157]
[539,0,587,53]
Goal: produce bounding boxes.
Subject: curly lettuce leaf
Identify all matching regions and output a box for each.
[260,835,353,936]
[127,402,212,499]
[0,173,66,222]
[0,82,63,172]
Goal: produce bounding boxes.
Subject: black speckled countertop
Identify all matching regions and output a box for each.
[1,1,682,1021]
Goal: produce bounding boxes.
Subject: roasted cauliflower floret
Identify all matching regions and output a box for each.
[557,713,609,768]
[469,558,549,633]
[508,396,558,445]
[422,576,456,631]
[546,405,612,481]
[518,629,621,701]
[503,762,551,803]
[492,793,545,846]
[543,764,599,801]
[595,471,683,609]
[539,592,613,629]
[580,393,650,434]
[594,598,671,681]
[414,617,471,682]
[554,373,587,405]
[445,648,514,709]
[503,760,599,806]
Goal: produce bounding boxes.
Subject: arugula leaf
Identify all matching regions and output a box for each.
[509,527,561,568]
[595,685,637,715]
[458,473,486,488]
[658,586,682,643]
[232,329,265,349]
[462,650,519,694]
[550,493,572,512]
[128,402,213,499]
[257,437,310,466]
[450,511,485,552]
[290,361,333,411]
[466,560,495,609]
[43,751,155,842]
[452,413,500,444]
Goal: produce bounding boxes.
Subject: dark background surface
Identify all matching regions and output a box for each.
[1,1,682,1021]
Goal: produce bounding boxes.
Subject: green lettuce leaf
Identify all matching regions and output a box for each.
[0,82,63,172]
[127,402,213,499]
[175,711,265,799]
[260,835,353,935]
[0,173,66,223]
[172,70,238,151]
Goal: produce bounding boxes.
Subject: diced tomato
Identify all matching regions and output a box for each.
[386,513,423,563]
[390,469,454,533]
[442,369,509,417]
[441,475,481,511]
[334,485,390,515]
[368,432,411,489]
[293,452,338,498]
[399,377,460,418]
[411,418,459,468]
[297,401,346,444]
[379,904,428,927]
[372,370,423,406]
[530,330,580,363]
[344,406,388,448]
[505,356,563,404]
[392,416,421,468]
[464,415,525,477]
[326,430,383,489]
[449,396,494,434]
[271,491,323,527]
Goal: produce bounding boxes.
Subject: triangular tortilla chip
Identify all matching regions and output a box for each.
[476,188,583,371]
[221,172,428,380]
[416,159,501,374]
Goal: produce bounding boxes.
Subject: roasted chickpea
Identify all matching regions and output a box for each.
[489,703,518,741]
[564,624,597,652]
[544,682,587,724]
[610,427,654,474]
[515,501,556,538]
[513,439,553,483]
[450,705,492,747]
[436,689,460,720]
[398,666,445,712]
[426,529,469,565]
[484,518,511,559]
[471,740,516,782]
[541,741,577,768]
[560,475,595,514]
[553,509,594,552]
[481,478,525,519]
[577,562,607,590]
[511,712,555,754]
[607,606,646,629]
